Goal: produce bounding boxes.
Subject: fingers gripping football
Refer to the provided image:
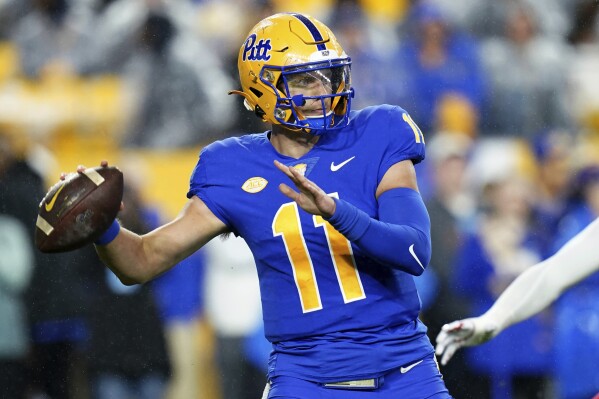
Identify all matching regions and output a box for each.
[35,163,124,253]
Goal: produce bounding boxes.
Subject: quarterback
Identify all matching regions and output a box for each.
[90,13,451,398]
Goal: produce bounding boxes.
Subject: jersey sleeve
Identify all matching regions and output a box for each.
[187,145,231,228]
[377,106,426,183]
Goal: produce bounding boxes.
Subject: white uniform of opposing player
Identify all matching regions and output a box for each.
[435,217,599,365]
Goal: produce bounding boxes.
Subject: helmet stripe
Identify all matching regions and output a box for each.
[291,13,327,51]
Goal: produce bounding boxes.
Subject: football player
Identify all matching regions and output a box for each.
[435,217,599,366]
[88,13,451,398]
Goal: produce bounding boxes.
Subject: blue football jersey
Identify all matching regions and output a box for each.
[188,105,433,382]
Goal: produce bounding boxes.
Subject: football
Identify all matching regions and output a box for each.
[35,166,124,253]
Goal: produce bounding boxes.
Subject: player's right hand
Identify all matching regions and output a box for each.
[435,317,498,366]
[61,161,124,212]
[60,160,108,180]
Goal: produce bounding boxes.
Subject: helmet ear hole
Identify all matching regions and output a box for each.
[250,87,263,98]
[254,105,266,119]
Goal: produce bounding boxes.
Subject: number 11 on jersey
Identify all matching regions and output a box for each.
[272,194,366,313]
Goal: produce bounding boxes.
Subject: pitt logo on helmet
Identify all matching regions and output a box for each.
[242,34,272,62]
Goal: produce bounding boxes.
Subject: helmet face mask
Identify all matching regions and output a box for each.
[270,60,352,132]
[232,13,354,134]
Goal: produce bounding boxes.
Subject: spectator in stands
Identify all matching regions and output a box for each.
[549,164,599,399]
[0,133,35,399]
[10,0,95,78]
[454,171,554,399]
[565,0,599,139]
[114,163,207,399]
[466,0,570,40]
[27,237,96,398]
[152,250,207,399]
[81,0,141,73]
[0,214,33,399]
[420,132,483,398]
[424,0,479,31]
[117,12,210,148]
[479,2,572,137]
[528,131,574,258]
[0,0,32,40]
[330,1,394,109]
[86,3,237,147]
[86,185,171,399]
[390,0,488,134]
[204,234,267,399]
[0,131,92,399]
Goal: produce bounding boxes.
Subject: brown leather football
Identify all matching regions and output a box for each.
[35,166,124,253]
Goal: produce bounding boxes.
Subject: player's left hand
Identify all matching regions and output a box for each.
[274,160,336,218]
[435,317,498,366]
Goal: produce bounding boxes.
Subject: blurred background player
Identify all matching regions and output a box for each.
[0,132,35,399]
[203,234,267,399]
[436,215,599,398]
[85,184,171,399]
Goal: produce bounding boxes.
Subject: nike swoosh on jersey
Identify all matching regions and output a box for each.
[45,184,66,212]
[400,359,423,374]
[330,156,356,172]
[409,244,425,270]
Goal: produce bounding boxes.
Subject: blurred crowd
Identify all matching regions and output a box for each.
[2,0,599,399]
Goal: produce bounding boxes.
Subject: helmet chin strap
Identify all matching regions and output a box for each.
[297,111,336,136]
[289,94,336,134]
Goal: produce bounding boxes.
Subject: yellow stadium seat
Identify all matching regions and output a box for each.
[359,0,409,25]
[0,41,19,84]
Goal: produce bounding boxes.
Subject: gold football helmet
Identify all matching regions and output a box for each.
[230,13,353,134]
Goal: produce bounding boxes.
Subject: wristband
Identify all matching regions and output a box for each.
[95,219,120,245]
[325,198,371,241]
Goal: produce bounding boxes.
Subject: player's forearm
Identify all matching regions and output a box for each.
[95,226,179,285]
[326,188,431,275]
[355,221,430,275]
[483,218,599,332]
[95,197,226,284]
[481,261,560,333]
